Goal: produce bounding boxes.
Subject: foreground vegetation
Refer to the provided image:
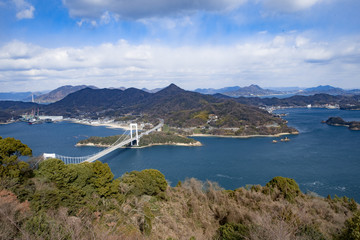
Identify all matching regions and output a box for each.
[1,136,360,239]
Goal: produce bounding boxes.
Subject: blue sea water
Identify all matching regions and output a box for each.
[1,108,359,201]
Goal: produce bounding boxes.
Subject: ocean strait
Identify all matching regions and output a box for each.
[1,108,359,201]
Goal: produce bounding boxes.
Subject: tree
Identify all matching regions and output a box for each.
[36,158,77,188]
[34,159,120,211]
[90,161,118,197]
[120,169,168,197]
[266,176,301,202]
[0,137,32,185]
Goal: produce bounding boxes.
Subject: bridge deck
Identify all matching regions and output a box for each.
[83,119,164,163]
[44,119,164,164]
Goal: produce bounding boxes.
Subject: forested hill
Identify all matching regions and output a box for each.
[0,84,296,135]
[45,87,151,115]
[43,84,295,134]
[0,101,40,119]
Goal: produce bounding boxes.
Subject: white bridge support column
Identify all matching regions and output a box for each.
[130,123,139,146]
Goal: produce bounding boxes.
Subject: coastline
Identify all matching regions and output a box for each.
[75,143,109,148]
[131,141,202,148]
[76,141,202,148]
[0,120,17,125]
[189,131,299,138]
[75,131,298,148]
[68,119,132,130]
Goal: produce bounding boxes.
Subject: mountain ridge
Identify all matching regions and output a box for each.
[0,83,297,136]
[33,85,98,103]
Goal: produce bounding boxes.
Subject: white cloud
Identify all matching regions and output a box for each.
[16,5,34,19]
[0,35,359,91]
[263,0,323,12]
[295,36,310,47]
[62,0,247,20]
[13,0,35,19]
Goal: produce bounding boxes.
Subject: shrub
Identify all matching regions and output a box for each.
[217,223,249,240]
[349,198,358,212]
[338,212,360,240]
[296,224,326,240]
[266,176,301,202]
[120,169,167,197]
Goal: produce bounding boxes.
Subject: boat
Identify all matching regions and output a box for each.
[45,118,53,123]
[272,140,278,143]
[27,118,44,124]
[280,137,290,142]
[325,104,339,109]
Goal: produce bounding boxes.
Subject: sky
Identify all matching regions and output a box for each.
[0,0,360,92]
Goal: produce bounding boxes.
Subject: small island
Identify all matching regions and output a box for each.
[76,131,202,148]
[324,117,360,130]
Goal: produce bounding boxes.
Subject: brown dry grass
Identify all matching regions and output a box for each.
[0,178,357,240]
[145,179,355,240]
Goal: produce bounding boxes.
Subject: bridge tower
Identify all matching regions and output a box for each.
[130,123,139,146]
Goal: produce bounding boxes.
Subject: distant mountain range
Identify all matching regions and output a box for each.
[195,84,282,96]
[4,85,164,103]
[141,88,163,93]
[0,91,46,101]
[32,85,98,103]
[2,84,359,104]
[225,84,282,97]
[194,86,242,95]
[195,84,360,97]
[300,85,360,95]
[1,83,360,125]
[213,92,360,110]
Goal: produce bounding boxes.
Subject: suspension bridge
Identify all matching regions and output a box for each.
[43,119,164,164]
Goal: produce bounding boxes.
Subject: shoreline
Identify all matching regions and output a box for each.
[131,141,202,148]
[76,141,202,148]
[189,131,299,138]
[75,131,298,148]
[68,119,132,130]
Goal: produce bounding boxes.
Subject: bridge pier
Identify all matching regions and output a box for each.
[130,123,139,146]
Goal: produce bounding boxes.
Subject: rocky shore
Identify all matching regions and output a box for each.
[324,117,360,130]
